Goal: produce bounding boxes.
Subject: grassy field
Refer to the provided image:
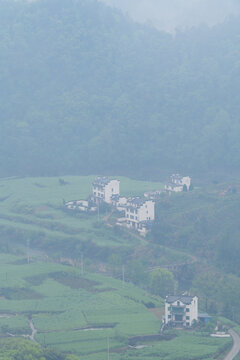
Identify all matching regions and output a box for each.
[0,175,164,207]
[0,254,231,359]
[0,175,191,266]
[0,176,232,359]
[0,254,162,357]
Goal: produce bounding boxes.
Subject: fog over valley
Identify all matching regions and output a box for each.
[100,0,240,32]
[1,1,240,358]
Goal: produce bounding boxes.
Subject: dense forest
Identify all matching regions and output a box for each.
[0,0,240,178]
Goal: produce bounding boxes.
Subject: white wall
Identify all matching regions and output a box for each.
[189,296,198,325]
[165,297,198,326]
[181,176,191,189]
[104,180,120,203]
[138,200,155,222]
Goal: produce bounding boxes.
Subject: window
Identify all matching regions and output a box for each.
[177,301,180,306]
[186,316,190,320]
[186,322,190,326]
[168,315,171,319]
[168,307,171,311]
[186,308,190,312]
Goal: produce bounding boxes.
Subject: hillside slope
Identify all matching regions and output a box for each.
[1,0,240,177]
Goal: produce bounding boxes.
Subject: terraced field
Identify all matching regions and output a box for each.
[0,254,231,359]
[0,176,164,255]
[0,254,163,357]
[0,176,232,359]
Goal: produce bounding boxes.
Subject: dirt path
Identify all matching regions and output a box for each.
[7,316,37,342]
[29,318,37,342]
[223,329,240,360]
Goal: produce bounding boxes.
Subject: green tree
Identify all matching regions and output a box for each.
[149,268,174,297]
[126,260,148,286]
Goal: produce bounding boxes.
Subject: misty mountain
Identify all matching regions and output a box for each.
[1,0,240,177]
[100,0,240,33]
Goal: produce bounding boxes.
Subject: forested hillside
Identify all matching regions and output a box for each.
[1,0,240,177]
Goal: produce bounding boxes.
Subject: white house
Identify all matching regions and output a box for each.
[123,198,155,235]
[165,174,191,193]
[165,295,198,327]
[65,200,97,213]
[92,177,120,204]
[144,190,162,199]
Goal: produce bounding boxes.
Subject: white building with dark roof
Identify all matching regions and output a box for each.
[92,177,120,204]
[165,295,198,327]
[123,197,155,235]
[165,174,191,193]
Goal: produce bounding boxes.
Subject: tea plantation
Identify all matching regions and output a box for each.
[0,254,232,359]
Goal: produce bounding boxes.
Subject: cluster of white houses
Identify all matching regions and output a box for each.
[92,177,155,235]
[65,174,191,235]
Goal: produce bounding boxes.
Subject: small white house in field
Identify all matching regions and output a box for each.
[92,177,120,204]
[144,190,162,199]
[65,200,97,213]
[165,295,198,327]
[165,174,191,193]
[121,198,155,235]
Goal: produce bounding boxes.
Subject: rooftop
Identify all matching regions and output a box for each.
[127,197,147,207]
[166,182,183,188]
[171,174,182,180]
[166,295,196,305]
[93,177,111,187]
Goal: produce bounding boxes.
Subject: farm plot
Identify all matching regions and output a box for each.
[0,255,231,359]
[0,254,162,357]
[120,331,232,360]
[0,176,143,253]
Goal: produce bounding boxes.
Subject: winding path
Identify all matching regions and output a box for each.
[224,329,240,360]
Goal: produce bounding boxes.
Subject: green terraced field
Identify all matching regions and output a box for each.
[0,254,231,359]
[0,175,192,270]
[0,254,162,356]
[0,175,164,255]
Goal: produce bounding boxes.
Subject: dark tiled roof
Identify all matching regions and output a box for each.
[166,295,196,305]
[128,197,146,206]
[111,194,119,200]
[93,177,111,187]
[166,182,182,188]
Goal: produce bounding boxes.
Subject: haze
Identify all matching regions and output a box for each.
[100,0,240,32]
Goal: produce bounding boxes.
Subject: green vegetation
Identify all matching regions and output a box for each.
[0,338,80,360]
[0,254,162,357]
[150,268,175,297]
[152,187,240,274]
[0,254,231,359]
[151,186,240,323]
[0,0,240,178]
[120,331,231,360]
[0,175,188,268]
